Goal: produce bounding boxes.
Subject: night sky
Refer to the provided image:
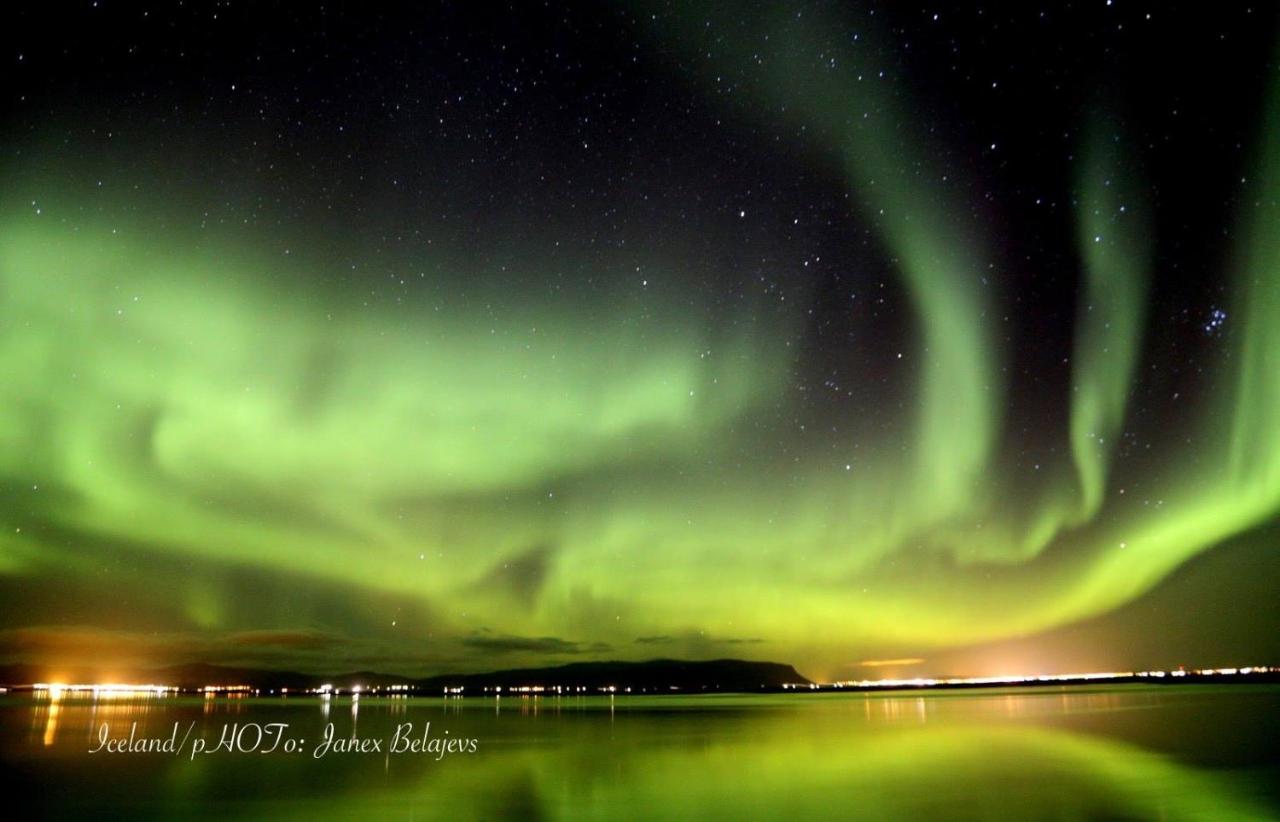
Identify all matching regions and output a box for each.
[2,1,1279,682]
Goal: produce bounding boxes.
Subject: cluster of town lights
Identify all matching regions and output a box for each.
[794,666,1280,690]
[32,683,178,697]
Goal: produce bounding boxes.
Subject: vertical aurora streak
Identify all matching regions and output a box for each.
[1069,121,1150,525]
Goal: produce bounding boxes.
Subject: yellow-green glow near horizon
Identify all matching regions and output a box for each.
[2,8,1279,679]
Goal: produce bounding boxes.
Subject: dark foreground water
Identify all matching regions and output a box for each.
[3,685,1278,820]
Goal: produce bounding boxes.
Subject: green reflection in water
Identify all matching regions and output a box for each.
[7,690,1277,820]
[265,708,1273,820]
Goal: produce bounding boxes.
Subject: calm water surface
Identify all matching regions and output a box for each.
[4,685,1278,820]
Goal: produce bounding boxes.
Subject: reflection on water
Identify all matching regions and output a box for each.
[5,686,1279,820]
[39,695,58,747]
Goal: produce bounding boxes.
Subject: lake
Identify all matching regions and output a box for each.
[4,685,1279,819]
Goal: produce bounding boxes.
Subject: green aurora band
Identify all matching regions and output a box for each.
[2,10,1278,676]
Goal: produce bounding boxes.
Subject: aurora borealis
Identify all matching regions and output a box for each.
[3,2,1280,681]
